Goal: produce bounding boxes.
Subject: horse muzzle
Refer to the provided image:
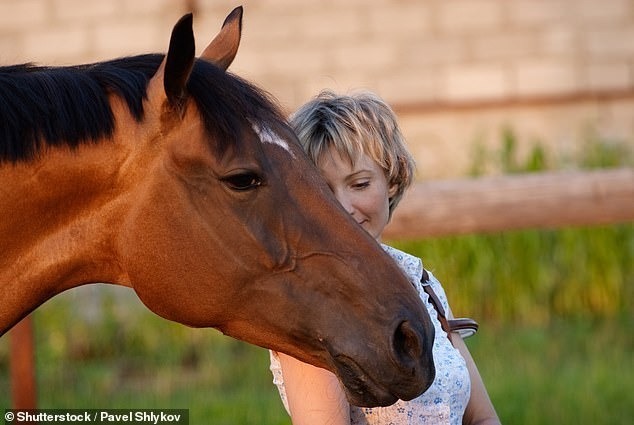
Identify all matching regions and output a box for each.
[330,319,436,407]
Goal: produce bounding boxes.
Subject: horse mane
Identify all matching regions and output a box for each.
[0,54,286,163]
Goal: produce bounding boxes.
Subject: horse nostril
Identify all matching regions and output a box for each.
[390,320,436,399]
[392,320,423,370]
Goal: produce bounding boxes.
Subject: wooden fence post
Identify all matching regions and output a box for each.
[10,315,37,409]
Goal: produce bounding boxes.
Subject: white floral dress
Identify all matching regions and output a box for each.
[269,245,471,424]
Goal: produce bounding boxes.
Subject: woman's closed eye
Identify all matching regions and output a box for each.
[351,180,371,190]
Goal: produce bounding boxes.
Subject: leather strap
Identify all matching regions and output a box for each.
[421,270,479,342]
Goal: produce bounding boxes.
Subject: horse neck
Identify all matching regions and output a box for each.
[0,136,133,335]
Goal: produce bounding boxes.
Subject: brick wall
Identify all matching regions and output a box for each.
[1,0,633,177]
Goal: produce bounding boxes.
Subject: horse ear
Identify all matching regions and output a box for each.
[200,6,243,70]
[164,13,196,108]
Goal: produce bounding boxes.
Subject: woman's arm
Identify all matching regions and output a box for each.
[277,352,350,425]
[450,333,501,425]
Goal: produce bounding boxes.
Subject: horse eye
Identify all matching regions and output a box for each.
[222,172,263,191]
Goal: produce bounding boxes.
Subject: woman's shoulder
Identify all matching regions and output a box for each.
[381,244,423,277]
[381,244,452,311]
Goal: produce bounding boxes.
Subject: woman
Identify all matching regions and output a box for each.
[270,90,500,424]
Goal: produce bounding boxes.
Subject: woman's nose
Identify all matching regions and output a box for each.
[335,191,355,216]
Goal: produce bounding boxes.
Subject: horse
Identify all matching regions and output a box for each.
[0,7,435,407]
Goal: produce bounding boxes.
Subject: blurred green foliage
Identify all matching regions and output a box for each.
[391,223,633,324]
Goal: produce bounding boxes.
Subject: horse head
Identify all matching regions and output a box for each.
[0,7,435,407]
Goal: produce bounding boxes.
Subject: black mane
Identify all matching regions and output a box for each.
[0,54,286,163]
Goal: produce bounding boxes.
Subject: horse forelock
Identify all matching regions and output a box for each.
[187,59,290,157]
[0,54,288,163]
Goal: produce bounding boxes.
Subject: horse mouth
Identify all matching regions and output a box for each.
[332,354,399,407]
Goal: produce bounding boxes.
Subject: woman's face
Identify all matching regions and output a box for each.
[317,147,396,241]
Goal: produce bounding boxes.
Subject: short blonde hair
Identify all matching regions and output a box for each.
[290,90,415,217]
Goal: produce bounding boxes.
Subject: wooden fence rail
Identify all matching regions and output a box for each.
[384,167,634,239]
[9,167,634,408]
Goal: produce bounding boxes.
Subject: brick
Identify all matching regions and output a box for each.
[22,27,89,64]
[331,39,397,73]
[0,35,24,64]
[444,64,510,101]
[195,0,239,11]
[122,0,176,16]
[366,2,432,39]
[584,62,631,91]
[584,27,634,58]
[52,0,118,22]
[539,26,578,56]
[514,59,578,96]
[575,0,632,24]
[92,19,164,58]
[376,70,438,105]
[437,0,504,34]
[398,113,477,179]
[248,43,329,76]
[471,32,537,60]
[0,0,47,32]
[508,0,567,27]
[292,7,365,41]
[410,38,466,67]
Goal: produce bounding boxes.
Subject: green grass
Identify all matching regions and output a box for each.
[468,317,634,424]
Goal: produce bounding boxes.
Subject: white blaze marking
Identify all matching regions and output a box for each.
[251,121,295,158]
